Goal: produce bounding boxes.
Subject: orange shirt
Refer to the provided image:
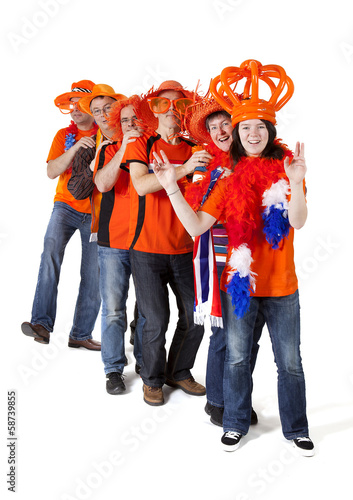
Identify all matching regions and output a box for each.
[93,142,130,249]
[47,126,97,213]
[201,180,299,297]
[126,133,194,255]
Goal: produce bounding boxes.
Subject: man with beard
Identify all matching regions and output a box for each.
[126,81,211,406]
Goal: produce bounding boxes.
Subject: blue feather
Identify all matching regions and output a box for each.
[262,204,290,249]
[65,133,76,151]
[226,272,252,319]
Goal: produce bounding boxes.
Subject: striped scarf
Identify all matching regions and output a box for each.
[193,167,224,327]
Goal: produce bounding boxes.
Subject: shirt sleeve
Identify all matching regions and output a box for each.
[47,129,66,162]
[200,180,227,221]
[124,134,149,166]
[92,142,119,179]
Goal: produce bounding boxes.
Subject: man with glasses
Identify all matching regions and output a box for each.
[67,84,126,233]
[21,80,102,350]
[68,89,144,395]
[126,81,213,406]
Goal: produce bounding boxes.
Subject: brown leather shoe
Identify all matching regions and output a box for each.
[143,384,164,406]
[166,376,206,396]
[21,322,50,344]
[68,338,101,351]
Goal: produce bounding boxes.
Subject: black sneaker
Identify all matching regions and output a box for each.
[210,407,224,427]
[221,432,242,452]
[205,402,224,426]
[251,408,258,425]
[204,402,213,415]
[292,437,315,457]
[106,372,126,395]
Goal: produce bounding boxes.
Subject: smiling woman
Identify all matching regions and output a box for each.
[238,119,269,155]
[206,111,233,152]
[230,119,284,164]
[152,59,313,455]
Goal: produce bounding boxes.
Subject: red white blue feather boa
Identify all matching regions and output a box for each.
[223,147,293,318]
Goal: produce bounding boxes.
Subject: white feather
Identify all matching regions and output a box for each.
[262,179,290,210]
[228,244,252,277]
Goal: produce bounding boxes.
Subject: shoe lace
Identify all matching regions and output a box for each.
[225,432,241,439]
[147,386,160,393]
[109,373,124,382]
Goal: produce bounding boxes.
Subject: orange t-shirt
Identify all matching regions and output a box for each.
[47,126,97,213]
[93,142,131,250]
[126,133,194,255]
[201,180,299,297]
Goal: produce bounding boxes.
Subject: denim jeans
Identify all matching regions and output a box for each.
[31,201,101,340]
[222,289,309,439]
[205,266,262,408]
[98,246,143,374]
[130,249,204,387]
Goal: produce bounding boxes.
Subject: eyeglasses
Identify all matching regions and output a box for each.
[91,104,112,117]
[59,101,80,115]
[121,116,137,125]
[147,97,193,115]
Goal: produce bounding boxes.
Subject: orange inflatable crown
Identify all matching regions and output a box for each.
[210,59,294,126]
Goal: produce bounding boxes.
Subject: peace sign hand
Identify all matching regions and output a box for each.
[284,142,307,185]
[152,150,178,193]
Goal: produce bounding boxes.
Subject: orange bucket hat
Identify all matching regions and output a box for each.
[107,95,142,142]
[54,80,96,112]
[78,84,127,115]
[137,80,199,133]
[210,59,294,126]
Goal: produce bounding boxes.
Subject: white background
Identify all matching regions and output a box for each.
[1,0,353,499]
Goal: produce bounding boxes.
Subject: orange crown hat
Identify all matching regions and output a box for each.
[137,80,200,133]
[78,84,127,115]
[54,80,96,111]
[107,95,142,142]
[185,95,234,145]
[210,60,294,127]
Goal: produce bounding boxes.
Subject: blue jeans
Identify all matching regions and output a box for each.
[222,289,309,439]
[98,246,143,374]
[31,201,101,340]
[130,249,204,387]
[206,266,262,408]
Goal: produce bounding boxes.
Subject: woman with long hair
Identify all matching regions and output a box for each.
[151,60,314,456]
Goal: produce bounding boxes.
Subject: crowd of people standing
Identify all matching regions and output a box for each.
[20,60,314,455]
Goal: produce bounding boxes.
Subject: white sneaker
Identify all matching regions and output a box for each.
[221,432,242,452]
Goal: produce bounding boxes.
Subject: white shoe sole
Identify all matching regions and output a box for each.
[292,441,315,457]
[222,438,242,452]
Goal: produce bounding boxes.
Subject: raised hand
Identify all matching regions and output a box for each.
[152,150,178,192]
[121,129,142,148]
[89,140,112,172]
[284,142,307,185]
[74,135,96,150]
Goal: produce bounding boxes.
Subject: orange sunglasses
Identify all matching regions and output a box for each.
[58,100,81,114]
[147,97,193,115]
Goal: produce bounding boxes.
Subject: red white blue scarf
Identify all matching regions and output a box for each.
[193,167,224,327]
